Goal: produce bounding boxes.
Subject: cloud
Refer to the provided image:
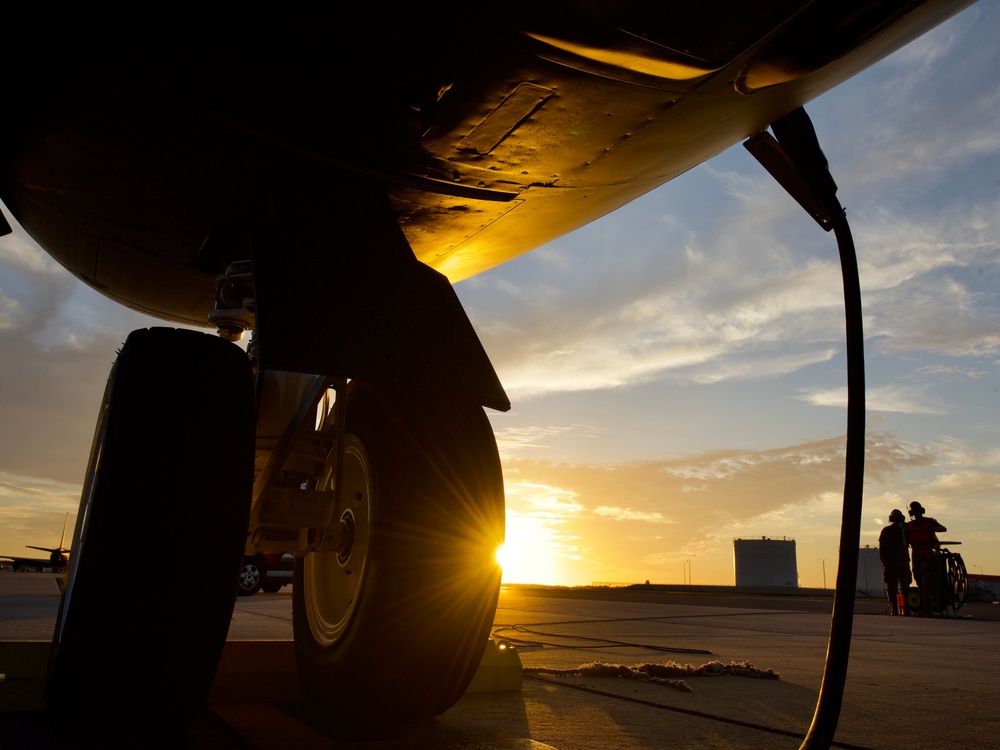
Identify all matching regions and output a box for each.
[852,197,1000,360]
[910,364,987,381]
[0,220,175,485]
[593,506,672,523]
[469,220,853,400]
[491,422,603,459]
[924,470,1000,500]
[825,8,1000,189]
[504,478,585,516]
[467,136,1000,404]
[928,439,1000,470]
[796,384,945,414]
[0,471,82,509]
[473,167,1000,400]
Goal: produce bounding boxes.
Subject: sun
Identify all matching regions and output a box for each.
[495,543,520,571]
[493,536,565,585]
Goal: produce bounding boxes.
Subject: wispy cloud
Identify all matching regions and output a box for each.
[593,506,672,523]
[0,471,81,508]
[796,384,946,414]
[910,364,987,381]
[492,422,603,459]
[471,230,853,399]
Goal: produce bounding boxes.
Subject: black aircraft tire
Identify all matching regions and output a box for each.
[293,380,504,736]
[47,328,255,739]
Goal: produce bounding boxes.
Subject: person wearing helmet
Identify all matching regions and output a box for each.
[878,509,911,615]
[906,501,947,615]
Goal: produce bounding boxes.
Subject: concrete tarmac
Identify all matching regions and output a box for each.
[2,574,998,749]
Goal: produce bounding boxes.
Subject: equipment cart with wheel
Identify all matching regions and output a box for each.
[906,542,969,616]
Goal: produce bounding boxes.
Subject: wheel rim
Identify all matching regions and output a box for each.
[239,564,261,590]
[303,436,373,647]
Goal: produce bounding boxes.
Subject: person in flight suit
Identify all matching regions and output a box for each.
[906,501,947,615]
[878,509,911,615]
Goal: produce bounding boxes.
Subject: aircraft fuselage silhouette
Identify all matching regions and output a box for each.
[1,514,70,572]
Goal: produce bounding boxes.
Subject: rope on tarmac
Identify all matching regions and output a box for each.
[523,659,781,693]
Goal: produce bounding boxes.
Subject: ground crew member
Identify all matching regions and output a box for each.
[878,509,911,615]
[907,501,947,615]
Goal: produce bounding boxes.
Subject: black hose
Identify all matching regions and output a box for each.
[800,207,866,750]
[763,107,867,749]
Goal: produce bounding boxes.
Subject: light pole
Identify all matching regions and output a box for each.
[688,555,696,587]
[974,564,984,576]
[822,559,827,590]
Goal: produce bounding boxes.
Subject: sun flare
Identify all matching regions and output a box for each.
[493,531,565,585]
[495,543,518,571]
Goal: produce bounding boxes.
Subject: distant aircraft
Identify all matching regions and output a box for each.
[0,514,71,572]
[0,3,979,747]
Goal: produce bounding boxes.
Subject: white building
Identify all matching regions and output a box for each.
[856,546,883,597]
[733,537,798,588]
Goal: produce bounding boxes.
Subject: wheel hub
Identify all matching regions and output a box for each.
[336,512,355,565]
[239,564,260,588]
[302,436,372,647]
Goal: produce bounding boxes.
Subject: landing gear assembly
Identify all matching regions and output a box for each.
[248,372,505,733]
[48,201,507,739]
[248,367,505,728]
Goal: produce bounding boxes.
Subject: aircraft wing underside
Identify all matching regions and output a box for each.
[0,1,973,328]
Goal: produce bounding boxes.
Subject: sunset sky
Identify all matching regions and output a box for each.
[2,3,998,588]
